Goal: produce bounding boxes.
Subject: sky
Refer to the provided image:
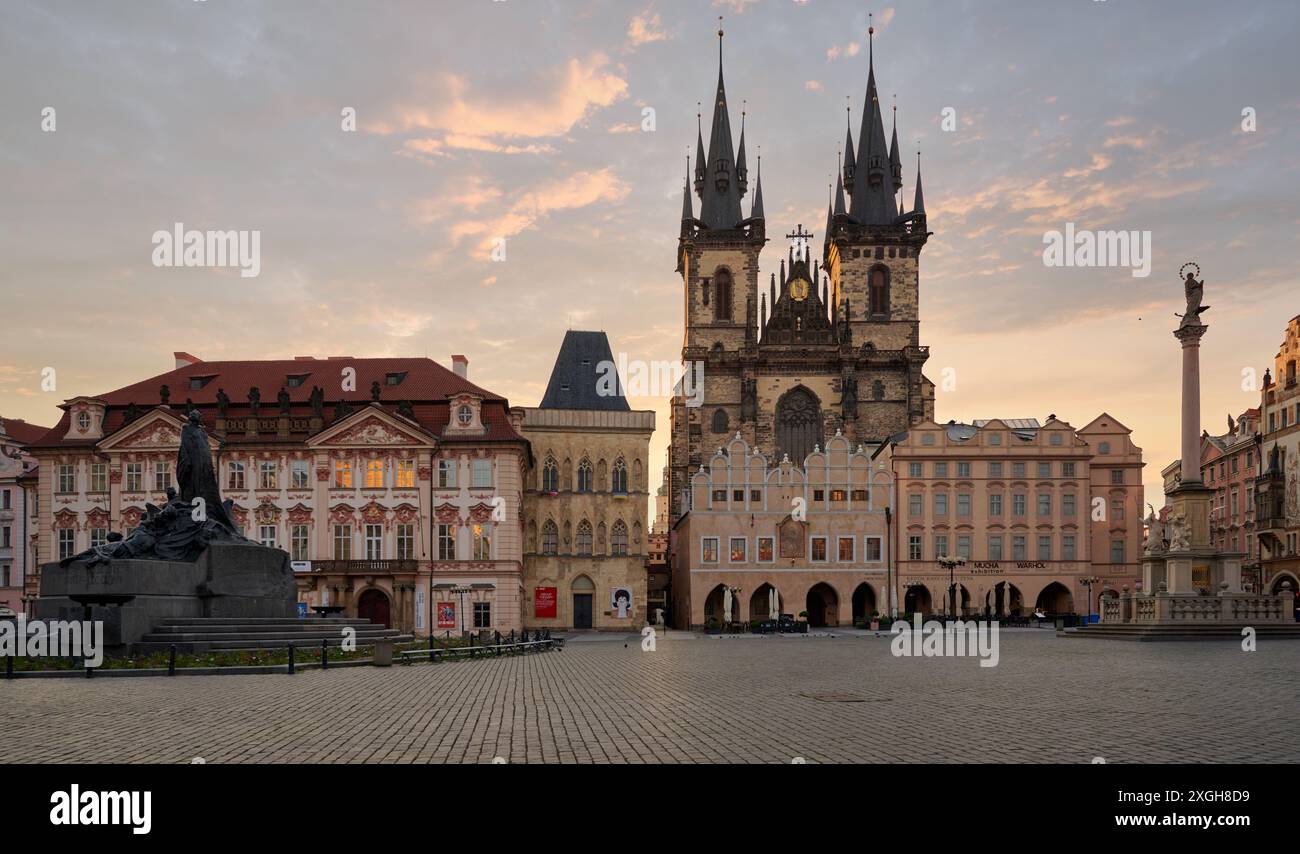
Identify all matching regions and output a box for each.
[2,0,1299,517]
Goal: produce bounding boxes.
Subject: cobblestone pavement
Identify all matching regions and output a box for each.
[4,631,1297,763]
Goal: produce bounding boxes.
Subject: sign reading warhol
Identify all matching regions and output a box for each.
[0,617,104,667]
[890,615,1000,668]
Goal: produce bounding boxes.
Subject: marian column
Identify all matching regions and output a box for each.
[1176,322,1208,487]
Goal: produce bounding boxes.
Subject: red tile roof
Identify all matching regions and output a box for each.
[0,418,53,445]
[28,357,526,449]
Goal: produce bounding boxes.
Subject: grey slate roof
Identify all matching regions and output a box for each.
[538,331,630,411]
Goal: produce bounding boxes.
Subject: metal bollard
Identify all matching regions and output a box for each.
[168,644,177,676]
[287,643,295,675]
[321,638,328,670]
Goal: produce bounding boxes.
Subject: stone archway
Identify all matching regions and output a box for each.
[357,588,391,628]
[1035,581,1074,615]
[851,583,877,624]
[750,583,780,621]
[903,584,933,616]
[571,574,595,629]
[805,582,839,627]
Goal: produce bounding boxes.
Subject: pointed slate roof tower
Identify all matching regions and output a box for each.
[848,25,896,225]
[539,331,629,411]
[696,25,746,231]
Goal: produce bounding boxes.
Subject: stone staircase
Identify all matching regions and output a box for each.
[135,617,412,653]
[1060,622,1300,641]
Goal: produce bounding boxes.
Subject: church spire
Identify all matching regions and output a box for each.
[889,101,903,193]
[681,157,694,223]
[693,105,705,197]
[842,98,856,193]
[913,150,925,215]
[697,18,745,230]
[849,15,894,224]
[736,102,748,197]
[824,181,833,244]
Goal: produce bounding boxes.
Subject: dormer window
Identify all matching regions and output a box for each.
[457,405,473,426]
[189,375,216,391]
[76,412,91,431]
[286,374,308,388]
[385,371,408,387]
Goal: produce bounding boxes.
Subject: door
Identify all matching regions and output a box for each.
[573,594,593,629]
[357,589,391,628]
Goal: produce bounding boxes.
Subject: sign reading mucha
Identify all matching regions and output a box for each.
[778,516,806,559]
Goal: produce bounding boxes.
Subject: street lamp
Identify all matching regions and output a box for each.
[937,554,966,621]
[1079,575,1100,623]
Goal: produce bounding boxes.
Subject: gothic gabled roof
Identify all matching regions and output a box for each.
[760,245,837,346]
[538,331,630,412]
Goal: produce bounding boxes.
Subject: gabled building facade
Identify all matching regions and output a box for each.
[0,417,48,615]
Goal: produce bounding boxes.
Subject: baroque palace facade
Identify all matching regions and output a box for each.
[25,353,532,634]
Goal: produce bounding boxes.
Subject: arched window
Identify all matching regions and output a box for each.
[711,409,729,434]
[872,380,884,401]
[611,458,628,494]
[611,521,629,556]
[577,458,593,493]
[869,267,890,316]
[542,457,559,492]
[714,268,733,322]
[576,520,593,555]
[542,520,558,555]
[776,386,822,464]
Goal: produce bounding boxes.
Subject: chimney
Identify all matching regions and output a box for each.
[452,355,468,379]
[174,351,201,369]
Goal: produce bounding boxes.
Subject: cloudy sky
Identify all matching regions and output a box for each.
[2,0,1299,511]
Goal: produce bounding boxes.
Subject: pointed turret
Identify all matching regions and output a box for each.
[693,113,706,197]
[681,175,694,222]
[736,107,748,198]
[824,183,834,245]
[842,103,856,193]
[913,151,925,215]
[889,105,903,192]
[750,154,765,220]
[849,22,896,224]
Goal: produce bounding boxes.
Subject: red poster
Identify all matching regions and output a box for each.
[534,587,557,619]
[436,602,457,629]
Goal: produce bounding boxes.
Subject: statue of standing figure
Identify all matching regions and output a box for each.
[1178,268,1209,329]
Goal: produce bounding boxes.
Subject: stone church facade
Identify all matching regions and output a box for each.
[669,28,934,524]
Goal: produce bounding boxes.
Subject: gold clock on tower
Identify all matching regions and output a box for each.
[789,277,810,301]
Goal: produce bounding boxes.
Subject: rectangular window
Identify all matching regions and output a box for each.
[934,534,949,559]
[1110,539,1125,563]
[90,528,107,549]
[472,524,491,560]
[934,493,948,516]
[1062,535,1077,561]
[228,461,245,490]
[988,536,1003,560]
[702,537,719,563]
[830,489,847,502]
[711,489,727,503]
[957,493,971,517]
[957,461,971,478]
[957,535,971,560]
[934,462,948,478]
[1111,499,1125,522]
[57,464,76,494]
[730,537,747,562]
[851,489,867,502]
[751,489,762,503]
[259,461,278,490]
[865,537,882,562]
[1038,494,1052,516]
[909,494,923,516]
[333,525,352,560]
[908,462,922,478]
[813,489,825,503]
[1063,494,1076,516]
[0,564,8,587]
[908,536,922,561]
[290,460,310,489]
[396,524,414,560]
[1012,535,1027,561]
[1013,493,1026,516]
[1062,462,1076,478]
[365,524,383,560]
[757,536,774,562]
[365,459,384,489]
[1012,462,1026,479]
[395,459,415,489]
[1111,469,1124,485]
[1,527,8,548]
[1,489,8,510]
[259,525,277,549]
[472,459,492,489]
[473,601,491,629]
[989,461,1003,478]
[1037,462,1051,479]
[333,460,352,489]
[734,489,745,503]
[59,528,76,560]
[438,459,457,488]
[438,524,456,561]
[154,461,171,493]
[837,536,854,562]
[989,494,1003,516]
[1037,535,1051,561]
[89,464,107,493]
[291,525,309,561]
[810,537,827,562]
